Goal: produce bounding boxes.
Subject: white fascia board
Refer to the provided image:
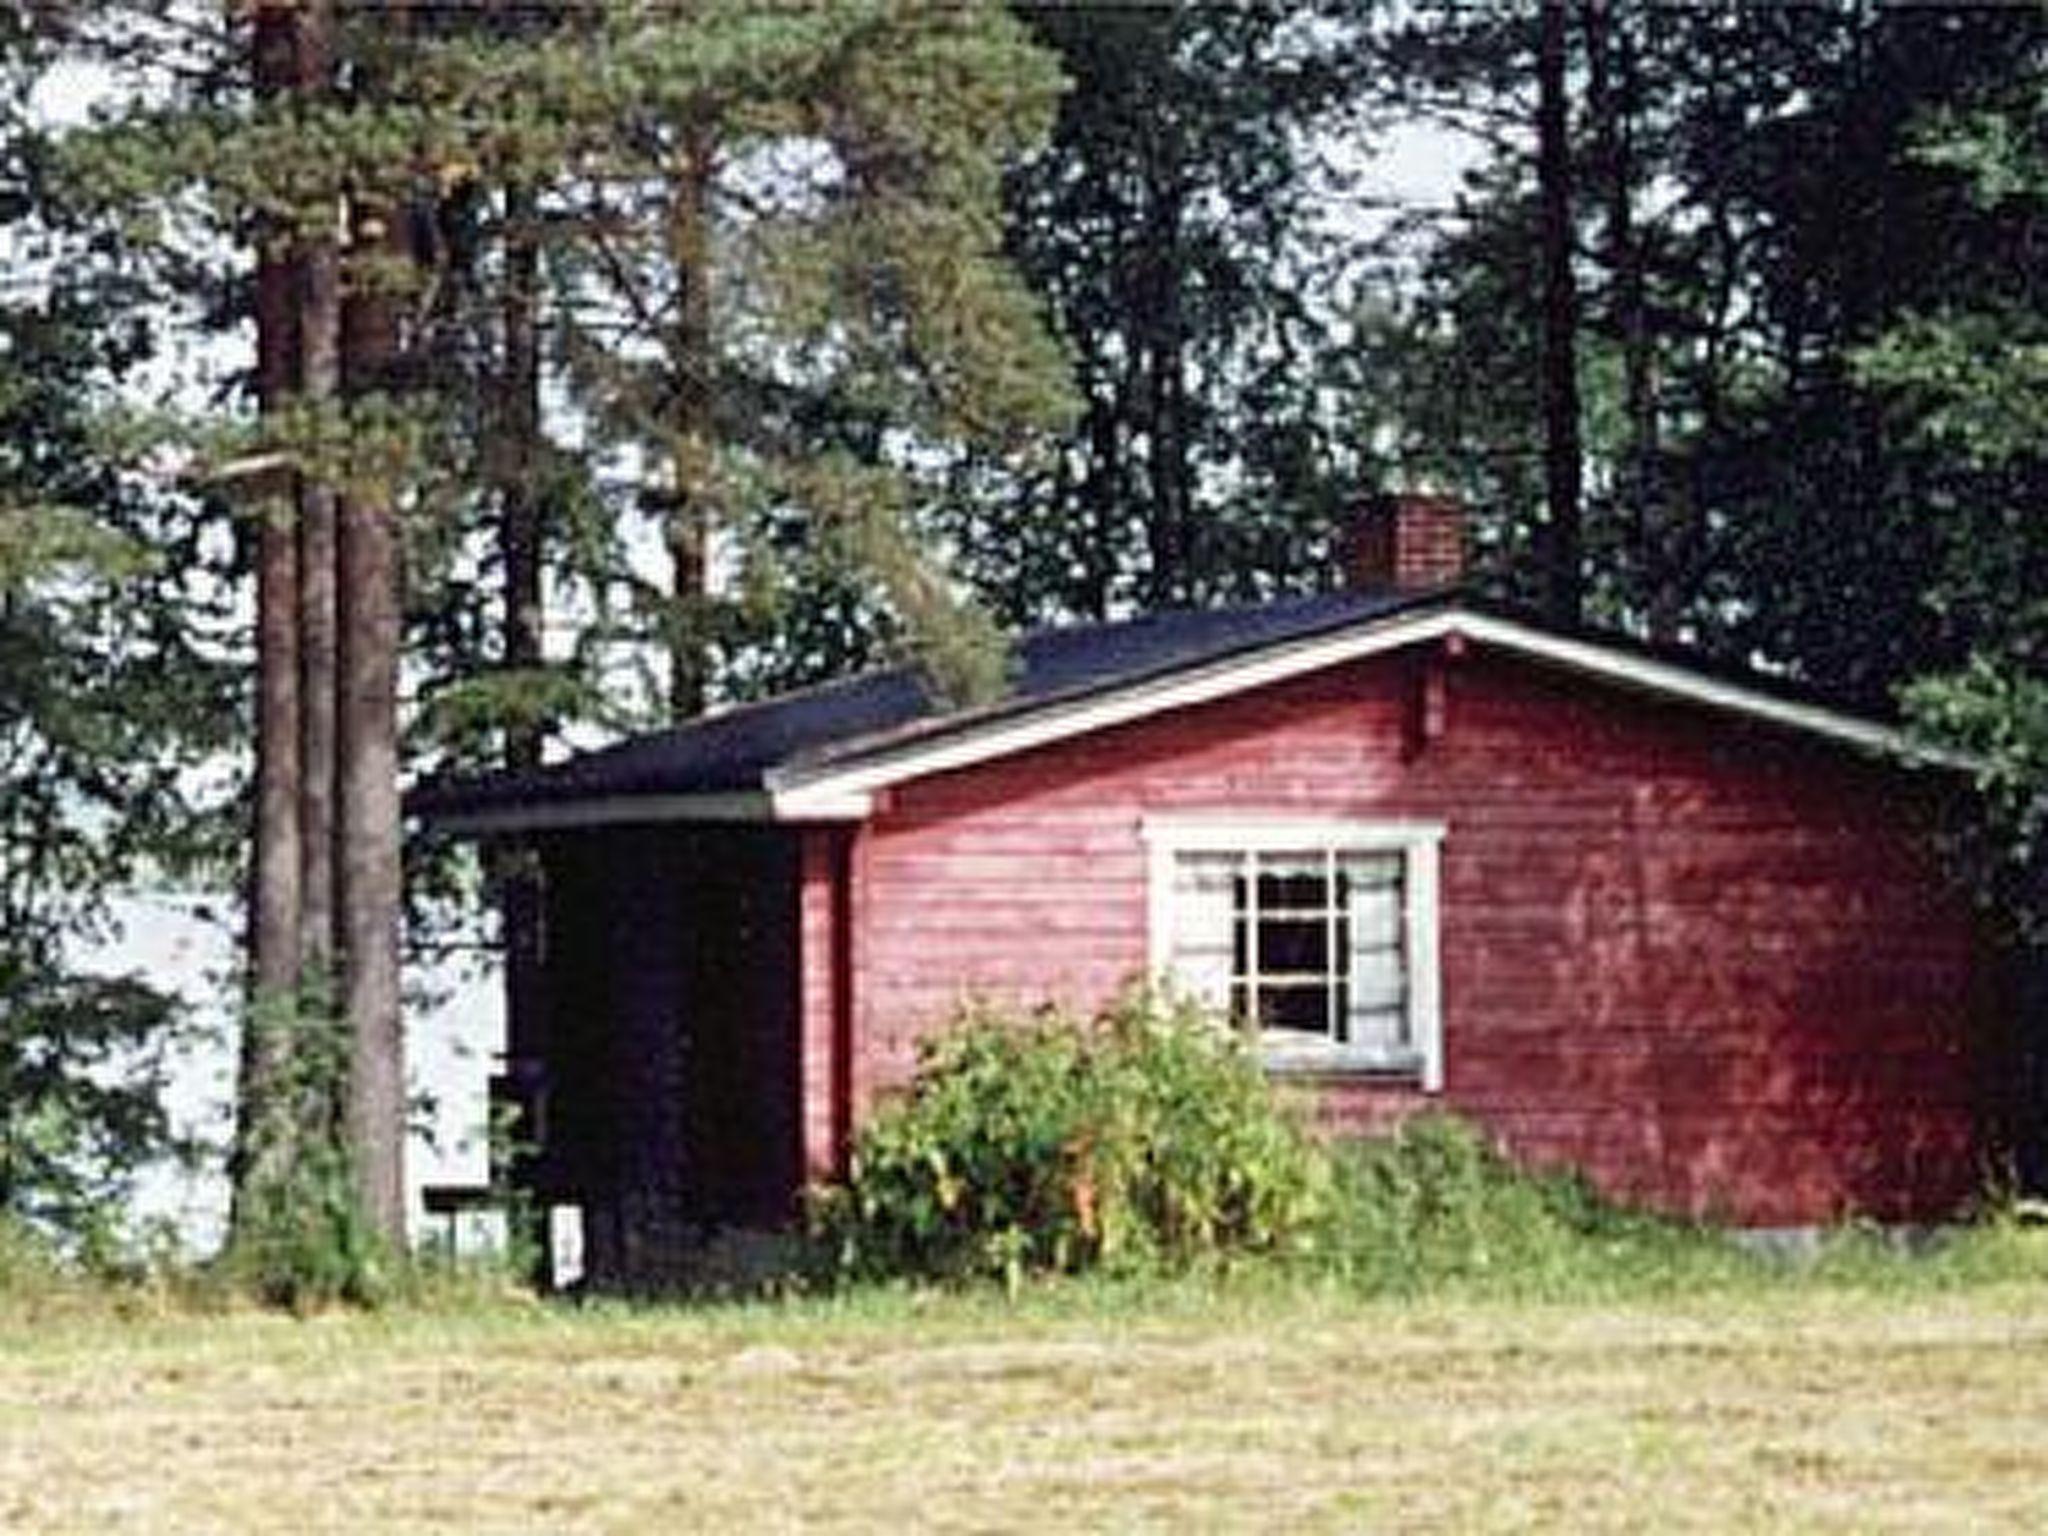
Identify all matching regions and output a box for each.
[424,788,872,836]
[767,610,1469,807]
[1448,613,1977,769]
[766,606,1963,809]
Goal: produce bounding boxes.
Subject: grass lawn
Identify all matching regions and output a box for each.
[3,1277,2048,1532]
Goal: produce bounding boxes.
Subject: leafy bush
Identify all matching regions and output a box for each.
[815,992,1329,1286]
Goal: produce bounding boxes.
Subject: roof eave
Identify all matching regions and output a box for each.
[766,605,1979,809]
[423,601,1980,837]
[421,787,874,836]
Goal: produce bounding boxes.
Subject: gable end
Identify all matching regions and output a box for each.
[767,609,1966,817]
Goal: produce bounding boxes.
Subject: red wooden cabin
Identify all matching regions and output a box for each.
[419,500,2005,1286]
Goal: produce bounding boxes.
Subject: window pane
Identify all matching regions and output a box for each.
[1338,851,1403,889]
[1169,852,1239,1009]
[1342,858,1403,946]
[1348,1004,1408,1050]
[1260,984,1329,1038]
[1349,948,1405,1011]
[1344,853,1408,1049]
[1256,865,1328,914]
[1259,913,1329,975]
[1174,852,1239,930]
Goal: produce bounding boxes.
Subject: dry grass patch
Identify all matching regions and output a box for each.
[3,1283,2048,1532]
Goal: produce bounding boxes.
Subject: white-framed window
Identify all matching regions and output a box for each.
[1143,818,1444,1089]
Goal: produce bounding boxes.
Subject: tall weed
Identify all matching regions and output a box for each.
[218,985,393,1310]
[1318,1115,1753,1298]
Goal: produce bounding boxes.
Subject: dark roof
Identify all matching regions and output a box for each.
[411,585,1444,819]
[411,584,1928,824]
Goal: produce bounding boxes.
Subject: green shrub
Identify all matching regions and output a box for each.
[223,1139,393,1310]
[814,991,1329,1287]
[817,997,1982,1303]
[0,1215,67,1295]
[218,987,393,1311]
[1320,1114,1749,1297]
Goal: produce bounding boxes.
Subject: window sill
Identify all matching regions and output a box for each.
[1258,1047,1427,1081]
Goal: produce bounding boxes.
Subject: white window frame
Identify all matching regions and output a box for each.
[1142,817,1444,1091]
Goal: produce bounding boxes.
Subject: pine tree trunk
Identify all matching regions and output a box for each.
[1079,345,1120,622]
[501,187,545,768]
[336,196,408,1246]
[497,180,547,1095]
[1139,164,1190,609]
[235,0,306,1225]
[1537,0,1585,626]
[296,2,340,973]
[1581,0,1666,638]
[666,138,714,722]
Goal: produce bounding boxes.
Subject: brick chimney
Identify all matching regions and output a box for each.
[1344,490,1467,593]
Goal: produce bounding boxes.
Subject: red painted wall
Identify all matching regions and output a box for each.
[811,644,1993,1225]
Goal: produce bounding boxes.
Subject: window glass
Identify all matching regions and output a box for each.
[1168,850,1238,1009]
[1169,844,1410,1061]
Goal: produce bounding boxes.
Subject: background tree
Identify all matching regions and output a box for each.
[0,12,231,1235]
[1853,38,2048,930]
[395,1,1077,713]
[942,0,1372,627]
[1356,2,2041,689]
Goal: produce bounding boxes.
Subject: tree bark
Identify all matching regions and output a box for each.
[497,179,547,1090]
[1581,0,1667,638]
[336,195,409,1246]
[501,186,545,770]
[1139,160,1190,609]
[235,0,305,1224]
[296,1,340,972]
[665,135,715,722]
[1537,0,1585,626]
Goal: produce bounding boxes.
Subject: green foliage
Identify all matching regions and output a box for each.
[222,989,393,1311]
[816,1002,1756,1302]
[1849,66,2048,925]
[1854,309,2048,466]
[1316,1115,1747,1300]
[815,992,1330,1287]
[0,1208,228,1328]
[55,0,1073,735]
[1906,658,2048,934]
[0,24,231,1244]
[817,1031,2030,1306]
[0,1213,67,1295]
[949,1,1373,622]
[227,1155,393,1313]
[1359,5,2045,675]
[384,0,1073,715]
[0,965,194,1237]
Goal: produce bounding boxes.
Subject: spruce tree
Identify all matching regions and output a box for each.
[0,12,230,1234]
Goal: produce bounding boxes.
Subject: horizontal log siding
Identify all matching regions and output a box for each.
[843,648,1987,1224]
